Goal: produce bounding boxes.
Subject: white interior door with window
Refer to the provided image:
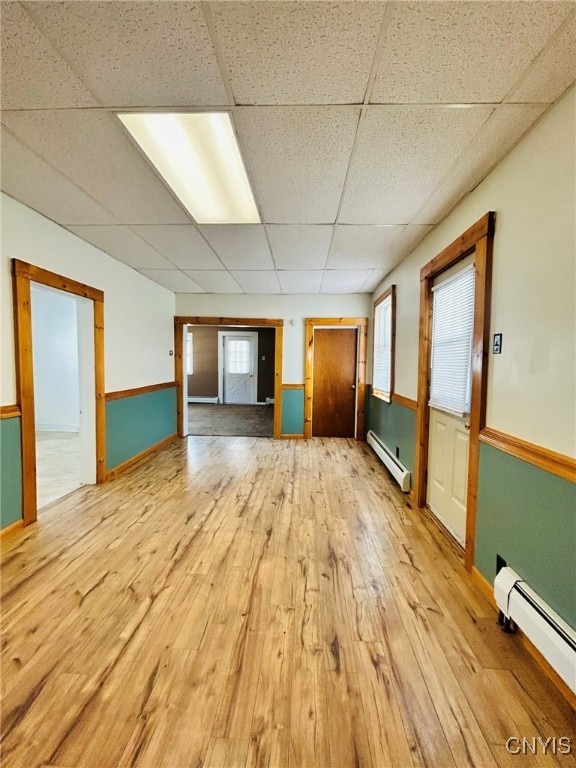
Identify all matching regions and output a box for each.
[427,261,475,546]
[219,332,258,404]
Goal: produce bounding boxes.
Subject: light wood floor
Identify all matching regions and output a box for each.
[1,437,574,768]
[35,431,81,509]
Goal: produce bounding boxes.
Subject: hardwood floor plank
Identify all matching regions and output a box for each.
[1,436,573,768]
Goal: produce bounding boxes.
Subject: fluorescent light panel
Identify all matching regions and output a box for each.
[118,112,260,224]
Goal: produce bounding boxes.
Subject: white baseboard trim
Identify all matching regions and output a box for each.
[188,397,219,404]
[36,424,79,433]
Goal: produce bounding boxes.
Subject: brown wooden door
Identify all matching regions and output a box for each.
[312,328,357,437]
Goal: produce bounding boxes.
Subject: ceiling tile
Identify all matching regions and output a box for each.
[230,271,281,294]
[139,270,206,293]
[321,270,374,294]
[277,271,324,294]
[198,225,273,269]
[184,271,242,293]
[2,110,190,225]
[390,225,434,259]
[266,225,333,269]
[211,2,385,105]
[131,225,223,270]
[413,104,548,225]
[371,2,570,104]
[0,2,98,110]
[507,12,576,103]
[23,1,228,107]
[339,106,493,224]
[361,270,389,293]
[236,107,359,223]
[66,226,174,269]
[327,225,406,269]
[0,127,118,226]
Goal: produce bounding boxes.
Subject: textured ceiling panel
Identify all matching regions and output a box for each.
[23,1,228,107]
[389,225,434,261]
[413,104,548,225]
[198,225,274,270]
[139,270,206,293]
[327,225,406,269]
[230,271,281,294]
[277,271,324,294]
[266,225,333,270]
[184,271,243,293]
[67,226,174,269]
[371,2,570,104]
[2,110,191,224]
[321,270,374,294]
[236,107,360,223]
[211,2,385,105]
[0,2,98,110]
[131,226,223,270]
[339,106,493,224]
[0,128,118,226]
[361,270,389,293]
[507,12,576,103]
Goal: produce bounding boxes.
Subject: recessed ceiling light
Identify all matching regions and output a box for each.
[118,112,260,224]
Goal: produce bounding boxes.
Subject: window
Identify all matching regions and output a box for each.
[373,286,395,401]
[186,332,193,375]
[429,265,475,416]
[227,339,251,374]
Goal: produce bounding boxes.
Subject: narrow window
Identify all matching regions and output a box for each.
[373,286,395,401]
[429,265,475,416]
[186,332,193,376]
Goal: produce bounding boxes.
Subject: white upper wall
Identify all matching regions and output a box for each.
[1,193,175,403]
[373,87,576,456]
[175,293,372,383]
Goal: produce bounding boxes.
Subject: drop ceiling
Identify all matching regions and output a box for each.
[1,1,575,295]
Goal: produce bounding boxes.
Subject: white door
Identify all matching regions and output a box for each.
[220,333,258,404]
[427,408,469,544]
[426,257,475,546]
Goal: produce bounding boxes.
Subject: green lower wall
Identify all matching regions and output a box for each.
[106,387,177,472]
[1,417,23,528]
[365,392,416,476]
[281,388,304,435]
[476,443,576,629]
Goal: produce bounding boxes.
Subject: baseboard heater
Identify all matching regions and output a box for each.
[188,397,218,404]
[495,566,576,694]
[366,430,410,492]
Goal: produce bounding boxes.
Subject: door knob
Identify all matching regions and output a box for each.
[464,423,470,430]
[351,384,356,390]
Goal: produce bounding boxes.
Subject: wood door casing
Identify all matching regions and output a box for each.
[312,328,357,437]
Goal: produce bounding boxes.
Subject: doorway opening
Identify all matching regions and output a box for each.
[304,318,368,439]
[12,260,106,526]
[175,317,283,439]
[31,284,96,509]
[414,212,495,570]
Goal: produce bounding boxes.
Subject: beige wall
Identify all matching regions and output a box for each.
[372,87,575,456]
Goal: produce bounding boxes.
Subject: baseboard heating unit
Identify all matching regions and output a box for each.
[366,430,410,492]
[495,566,576,694]
[188,397,219,404]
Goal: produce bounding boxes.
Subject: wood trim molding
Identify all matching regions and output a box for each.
[480,427,576,483]
[105,381,176,402]
[414,213,495,572]
[174,317,284,440]
[175,316,283,328]
[12,260,106,523]
[304,317,368,440]
[391,393,417,411]
[0,520,25,539]
[0,405,21,419]
[106,434,178,482]
[420,213,494,281]
[13,259,104,302]
[280,434,305,440]
[282,384,304,390]
[471,567,576,709]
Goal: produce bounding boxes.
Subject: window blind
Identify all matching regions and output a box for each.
[429,265,475,416]
[373,292,392,399]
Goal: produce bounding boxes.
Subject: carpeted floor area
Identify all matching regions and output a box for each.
[187,403,274,437]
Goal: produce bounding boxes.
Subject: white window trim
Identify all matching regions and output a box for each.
[372,285,395,402]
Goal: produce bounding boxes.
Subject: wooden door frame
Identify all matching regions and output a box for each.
[304,317,368,440]
[174,316,284,439]
[12,259,106,526]
[414,212,495,570]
